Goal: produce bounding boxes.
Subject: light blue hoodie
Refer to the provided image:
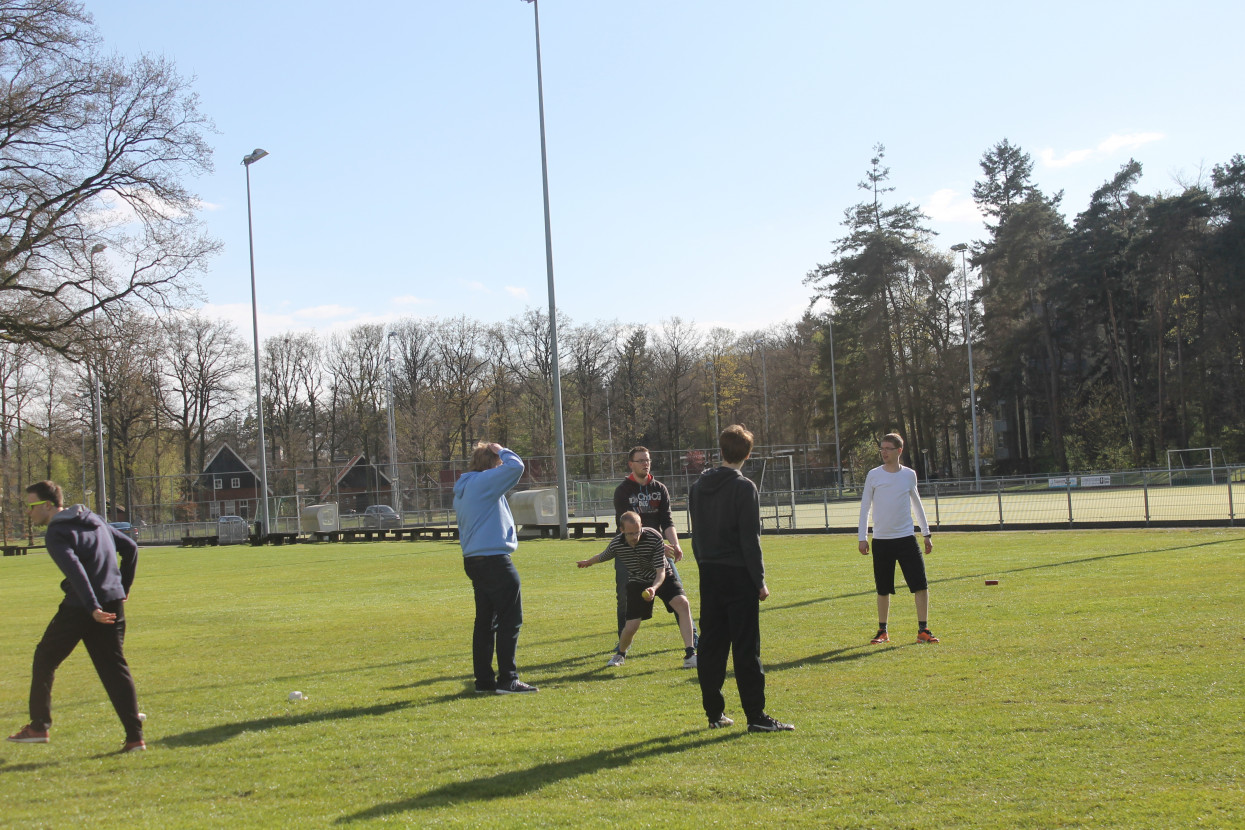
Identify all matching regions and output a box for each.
[454,448,524,558]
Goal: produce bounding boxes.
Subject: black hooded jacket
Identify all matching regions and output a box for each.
[688,466,765,590]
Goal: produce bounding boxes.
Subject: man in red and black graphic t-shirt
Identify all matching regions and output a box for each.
[612,446,698,648]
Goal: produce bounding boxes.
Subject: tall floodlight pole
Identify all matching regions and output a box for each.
[523,0,569,539]
[951,243,982,491]
[243,148,272,535]
[827,310,843,497]
[757,339,770,446]
[386,331,400,513]
[89,243,108,518]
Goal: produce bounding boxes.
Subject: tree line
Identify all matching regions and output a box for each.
[807,142,1245,477]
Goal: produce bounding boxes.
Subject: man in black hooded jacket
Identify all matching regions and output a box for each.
[7,480,145,752]
[689,425,793,733]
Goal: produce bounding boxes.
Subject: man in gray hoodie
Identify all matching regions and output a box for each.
[689,425,793,733]
[7,480,144,752]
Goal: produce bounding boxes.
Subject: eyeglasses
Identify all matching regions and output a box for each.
[630,458,651,465]
[26,499,50,510]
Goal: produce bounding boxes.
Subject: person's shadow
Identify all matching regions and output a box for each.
[335,728,742,823]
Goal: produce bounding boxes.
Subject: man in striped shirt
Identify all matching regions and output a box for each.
[578,511,697,668]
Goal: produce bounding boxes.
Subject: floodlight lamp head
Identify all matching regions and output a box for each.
[242,149,269,166]
[950,243,968,252]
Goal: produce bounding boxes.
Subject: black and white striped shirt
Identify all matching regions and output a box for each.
[599,527,669,584]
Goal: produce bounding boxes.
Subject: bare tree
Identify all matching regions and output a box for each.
[0,1,219,353]
[159,312,247,478]
[565,321,618,476]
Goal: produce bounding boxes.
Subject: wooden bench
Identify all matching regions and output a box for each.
[528,521,610,539]
[393,526,460,541]
[2,544,40,556]
[181,536,219,547]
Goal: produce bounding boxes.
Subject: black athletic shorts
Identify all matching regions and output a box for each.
[871,535,928,594]
[624,570,685,621]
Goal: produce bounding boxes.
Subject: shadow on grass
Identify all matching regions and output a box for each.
[0,758,58,773]
[158,700,414,748]
[334,728,742,823]
[766,644,886,671]
[766,537,1244,615]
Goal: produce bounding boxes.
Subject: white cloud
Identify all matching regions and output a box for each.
[923,189,984,223]
[1038,132,1165,169]
[504,286,529,300]
[294,304,358,321]
[1039,147,1094,168]
[1097,132,1164,153]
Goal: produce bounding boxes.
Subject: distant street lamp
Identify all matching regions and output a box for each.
[89,243,107,518]
[243,148,272,535]
[756,338,770,445]
[521,0,570,539]
[827,311,843,497]
[950,243,982,490]
[386,330,400,513]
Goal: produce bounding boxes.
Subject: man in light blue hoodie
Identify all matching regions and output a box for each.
[454,442,537,695]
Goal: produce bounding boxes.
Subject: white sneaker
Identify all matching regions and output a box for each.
[606,652,626,667]
[682,654,698,669]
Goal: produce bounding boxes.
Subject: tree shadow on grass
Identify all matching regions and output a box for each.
[157,700,414,748]
[334,728,742,823]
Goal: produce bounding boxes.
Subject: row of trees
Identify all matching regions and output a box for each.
[807,142,1245,475]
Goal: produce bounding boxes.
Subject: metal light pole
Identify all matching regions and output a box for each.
[522,0,569,539]
[710,358,720,439]
[951,243,982,491]
[757,338,770,445]
[826,309,843,496]
[89,243,108,518]
[243,148,272,535]
[386,330,400,514]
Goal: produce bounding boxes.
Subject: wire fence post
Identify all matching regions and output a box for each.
[1228,466,1236,526]
[932,481,941,527]
[1066,477,1074,527]
[823,489,829,529]
[997,478,1005,528]
[1143,473,1150,525]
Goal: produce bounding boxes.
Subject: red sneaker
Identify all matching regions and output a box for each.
[917,629,940,643]
[7,724,49,743]
[870,630,890,644]
[121,740,146,753]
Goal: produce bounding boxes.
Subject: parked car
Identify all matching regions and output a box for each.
[363,504,402,529]
[109,521,137,540]
[217,515,249,545]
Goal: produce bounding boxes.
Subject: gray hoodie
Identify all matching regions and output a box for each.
[44,505,137,609]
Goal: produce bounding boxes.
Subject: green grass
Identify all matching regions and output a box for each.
[2,529,1243,828]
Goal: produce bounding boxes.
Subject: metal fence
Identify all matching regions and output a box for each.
[128,460,1243,545]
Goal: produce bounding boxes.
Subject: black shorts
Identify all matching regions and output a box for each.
[871,535,928,594]
[624,571,685,621]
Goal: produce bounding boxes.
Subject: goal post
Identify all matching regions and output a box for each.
[1165,447,1222,486]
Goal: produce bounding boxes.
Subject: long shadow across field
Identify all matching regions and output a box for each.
[158,700,414,748]
[766,537,1242,615]
[334,728,741,823]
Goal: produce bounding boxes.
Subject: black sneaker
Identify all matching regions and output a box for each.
[474,685,495,694]
[495,679,538,695]
[747,714,795,732]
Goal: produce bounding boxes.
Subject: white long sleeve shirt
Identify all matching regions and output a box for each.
[858,465,930,541]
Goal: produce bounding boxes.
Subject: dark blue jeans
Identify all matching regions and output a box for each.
[696,563,766,723]
[463,554,523,690]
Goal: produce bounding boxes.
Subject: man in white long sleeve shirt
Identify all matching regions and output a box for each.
[857,433,939,645]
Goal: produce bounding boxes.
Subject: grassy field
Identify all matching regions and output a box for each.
[2,529,1242,828]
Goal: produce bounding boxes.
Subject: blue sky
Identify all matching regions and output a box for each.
[88,0,1244,339]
